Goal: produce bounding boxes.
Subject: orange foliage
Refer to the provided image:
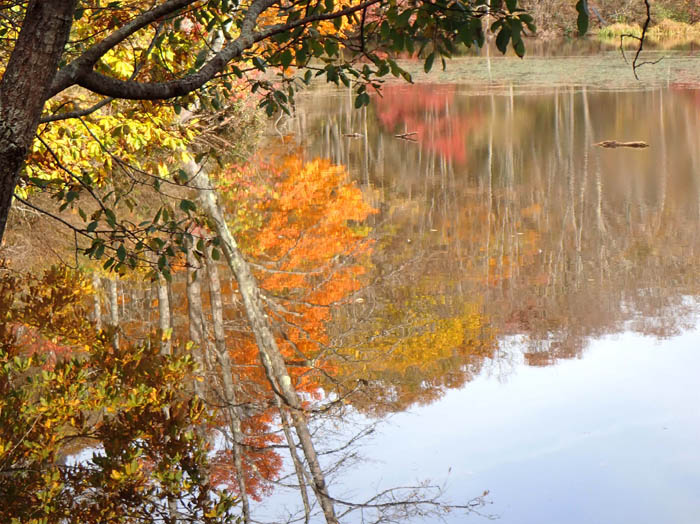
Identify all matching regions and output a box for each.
[209,413,283,501]
[222,153,376,364]
[177,153,376,496]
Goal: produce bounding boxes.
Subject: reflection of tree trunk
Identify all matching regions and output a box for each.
[156,266,178,523]
[108,277,119,349]
[193,167,338,524]
[362,106,370,187]
[157,272,172,356]
[656,88,667,234]
[92,274,102,331]
[203,247,251,524]
[185,241,206,398]
[278,400,312,524]
[554,88,562,164]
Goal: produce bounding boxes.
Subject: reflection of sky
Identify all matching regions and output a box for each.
[335,323,700,524]
[256,319,700,523]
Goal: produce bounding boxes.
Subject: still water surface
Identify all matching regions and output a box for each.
[260,50,700,522]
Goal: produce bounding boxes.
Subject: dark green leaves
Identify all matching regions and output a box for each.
[179,199,197,214]
[354,92,370,108]
[495,25,512,53]
[424,52,436,74]
[576,0,589,36]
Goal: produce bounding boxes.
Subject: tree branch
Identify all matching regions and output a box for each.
[49,0,202,97]
[64,0,382,101]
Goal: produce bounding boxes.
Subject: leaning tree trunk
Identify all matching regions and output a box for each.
[192,166,339,524]
[0,1,77,242]
[203,247,252,524]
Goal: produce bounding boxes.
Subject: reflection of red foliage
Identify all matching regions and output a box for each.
[374,84,480,165]
[11,325,74,367]
[670,84,700,108]
[209,413,283,501]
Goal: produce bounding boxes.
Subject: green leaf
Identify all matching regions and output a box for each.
[496,26,512,54]
[105,208,117,227]
[116,244,127,262]
[279,49,293,68]
[513,37,525,57]
[324,39,339,57]
[354,92,370,108]
[179,199,196,213]
[424,52,436,73]
[193,49,208,69]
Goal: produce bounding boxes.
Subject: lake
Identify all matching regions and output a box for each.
[256,46,700,523]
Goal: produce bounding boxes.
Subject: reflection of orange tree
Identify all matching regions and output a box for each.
[163,153,377,497]
[220,153,375,373]
[373,84,482,165]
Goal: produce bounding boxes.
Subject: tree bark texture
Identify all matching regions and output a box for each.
[192,166,339,524]
[0,0,77,241]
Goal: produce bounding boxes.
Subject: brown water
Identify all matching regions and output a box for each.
[259,53,700,523]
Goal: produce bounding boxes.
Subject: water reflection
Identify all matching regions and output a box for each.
[287,83,700,414]
[257,75,700,523]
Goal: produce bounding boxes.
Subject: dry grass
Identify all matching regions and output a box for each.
[597,19,700,46]
[597,22,643,39]
[650,18,700,35]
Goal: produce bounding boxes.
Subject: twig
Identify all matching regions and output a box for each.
[394,131,417,141]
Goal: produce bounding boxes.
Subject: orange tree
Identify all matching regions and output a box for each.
[0,0,566,251]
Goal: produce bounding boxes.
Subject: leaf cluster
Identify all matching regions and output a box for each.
[0,267,238,523]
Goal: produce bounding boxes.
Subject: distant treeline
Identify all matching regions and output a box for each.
[518,0,700,37]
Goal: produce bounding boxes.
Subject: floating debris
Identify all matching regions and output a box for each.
[394,131,418,141]
[594,140,649,148]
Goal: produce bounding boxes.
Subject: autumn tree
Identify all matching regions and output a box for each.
[0,266,236,523]
[0,0,564,247]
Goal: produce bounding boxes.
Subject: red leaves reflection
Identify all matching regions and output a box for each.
[374,84,482,165]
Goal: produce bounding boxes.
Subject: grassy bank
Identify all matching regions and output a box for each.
[598,19,700,39]
[597,19,700,48]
